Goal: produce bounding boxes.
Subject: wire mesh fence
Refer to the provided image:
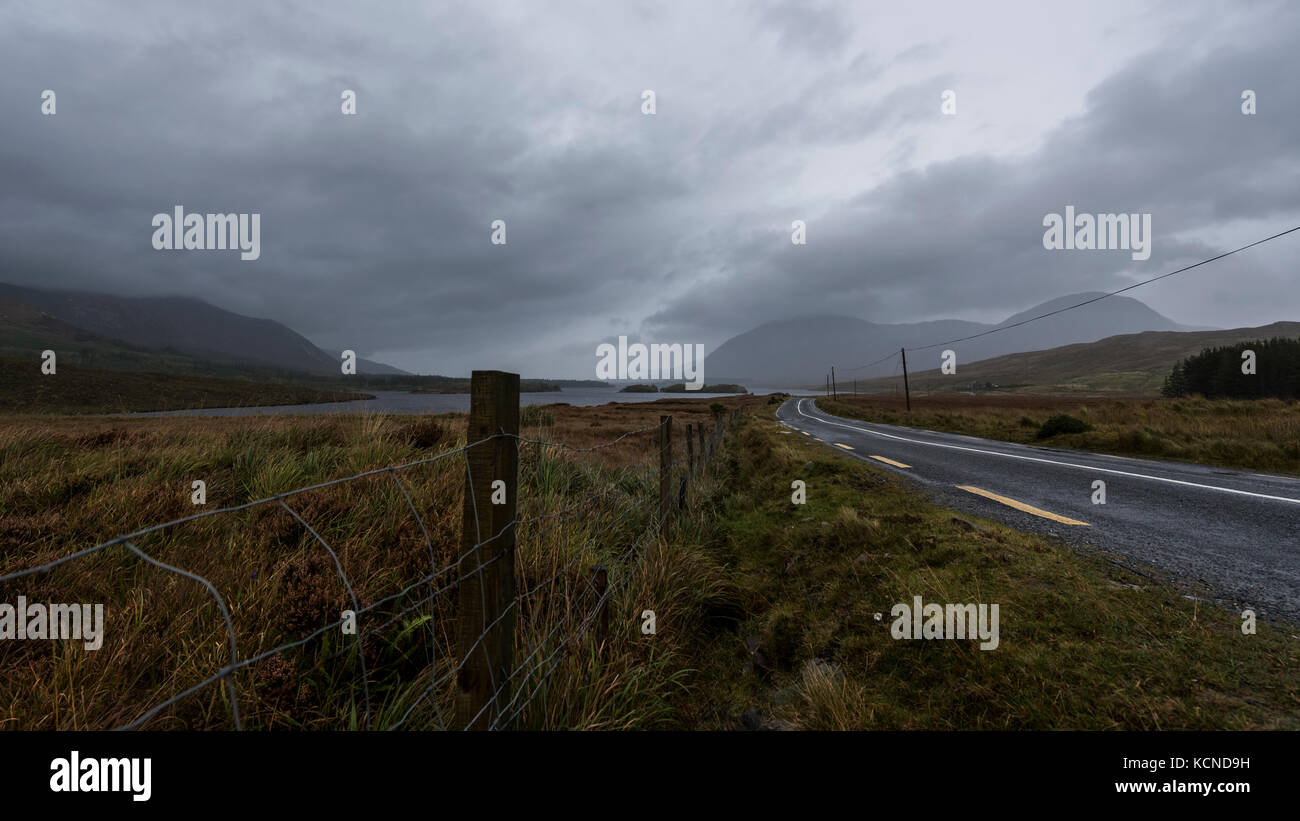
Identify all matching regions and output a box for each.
[0,372,746,730]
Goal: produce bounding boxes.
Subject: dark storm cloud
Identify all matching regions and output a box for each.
[1,1,1297,377]
[0,1,700,374]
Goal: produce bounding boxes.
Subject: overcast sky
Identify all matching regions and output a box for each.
[2,0,1298,377]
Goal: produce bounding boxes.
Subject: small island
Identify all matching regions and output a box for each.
[404,377,609,394]
[618,383,749,394]
[410,379,562,394]
[659,383,748,394]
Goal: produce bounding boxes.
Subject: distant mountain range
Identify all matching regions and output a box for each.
[704,293,1205,386]
[859,321,1300,395]
[3,282,1266,397]
[0,282,407,376]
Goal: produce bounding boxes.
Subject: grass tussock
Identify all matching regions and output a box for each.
[0,395,761,730]
[681,414,1300,730]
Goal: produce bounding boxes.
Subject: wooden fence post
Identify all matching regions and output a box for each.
[455,370,519,730]
[696,421,706,464]
[658,415,672,529]
[686,422,695,477]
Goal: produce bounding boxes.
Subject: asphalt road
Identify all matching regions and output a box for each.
[777,397,1300,624]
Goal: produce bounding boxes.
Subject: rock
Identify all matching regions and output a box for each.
[745,635,773,673]
[950,516,989,534]
[800,658,843,680]
[769,687,800,706]
[760,719,796,731]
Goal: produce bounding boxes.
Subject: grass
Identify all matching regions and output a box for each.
[2,393,1296,730]
[679,414,1300,729]
[819,394,1300,475]
[0,395,760,730]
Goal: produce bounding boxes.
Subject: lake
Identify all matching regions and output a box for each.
[123,386,820,417]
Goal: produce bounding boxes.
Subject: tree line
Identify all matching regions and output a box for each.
[1162,337,1300,399]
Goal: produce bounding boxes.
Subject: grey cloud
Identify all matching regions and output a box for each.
[750,0,853,57]
[1,1,1297,378]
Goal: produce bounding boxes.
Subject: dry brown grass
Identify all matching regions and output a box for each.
[0,394,763,730]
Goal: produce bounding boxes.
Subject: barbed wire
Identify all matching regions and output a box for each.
[1,406,746,731]
[0,433,507,585]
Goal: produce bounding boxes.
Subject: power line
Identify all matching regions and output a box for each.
[841,223,1300,369]
[841,349,900,373]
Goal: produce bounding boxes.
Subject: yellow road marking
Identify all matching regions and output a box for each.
[868,455,910,468]
[1252,473,1300,482]
[834,443,854,450]
[800,431,810,436]
[814,437,824,441]
[956,485,1090,526]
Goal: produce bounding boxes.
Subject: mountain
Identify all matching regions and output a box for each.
[0,282,407,376]
[0,296,217,374]
[858,321,1300,395]
[703,293,1197,386]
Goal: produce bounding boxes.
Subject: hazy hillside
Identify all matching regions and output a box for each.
[0,297,279,378]
[860,321,1300,395]
[705,293,1194,386]
[0,355,373,414]
[0,282,406,376]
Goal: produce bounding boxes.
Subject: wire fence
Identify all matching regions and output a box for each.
[0,373,747,730]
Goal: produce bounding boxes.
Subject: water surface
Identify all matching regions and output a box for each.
[124,386,818,417]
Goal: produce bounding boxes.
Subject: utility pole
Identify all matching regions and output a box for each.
[825,374,829,397]
[900,347,911,412]
[831,366,837,399]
